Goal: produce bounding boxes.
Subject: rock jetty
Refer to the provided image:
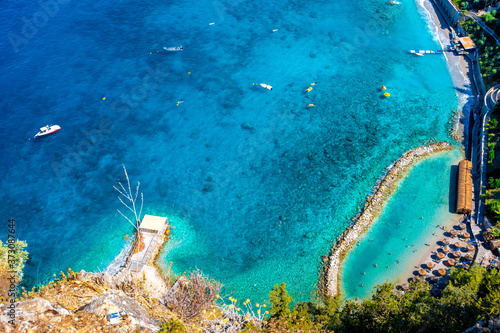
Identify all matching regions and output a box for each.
[324,142,453,297]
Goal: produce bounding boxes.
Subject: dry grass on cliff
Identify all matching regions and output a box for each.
[18,269,175,323]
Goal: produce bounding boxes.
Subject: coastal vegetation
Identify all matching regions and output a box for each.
[0,239,28,300]
[157,266,500,332]
[460,16,500,86]
[241,266,500,333]
[485,104,500,230]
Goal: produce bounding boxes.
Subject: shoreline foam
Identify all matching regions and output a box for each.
[419,0,475,142]
[324,142,453,297]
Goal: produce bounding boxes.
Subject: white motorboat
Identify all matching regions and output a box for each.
[35,125,60,137]
[163,45,183,52]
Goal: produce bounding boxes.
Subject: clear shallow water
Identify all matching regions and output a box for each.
[0,0,460,302]
[341,148,463,300]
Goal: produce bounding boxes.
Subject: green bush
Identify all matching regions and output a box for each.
[268,283,292,319]
[159,318,187,333]
[488,142,495,163]
[488,177,500,188]
[490,118,499,129]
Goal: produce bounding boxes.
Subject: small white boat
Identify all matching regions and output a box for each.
[416,52,424,56]
[260,83,273,90]
[35,125,60,137]
[163,45,183,52]
[408,49,443,55]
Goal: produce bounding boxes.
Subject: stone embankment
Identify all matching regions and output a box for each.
[324,142,453,297]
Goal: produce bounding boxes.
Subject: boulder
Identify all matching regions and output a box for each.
[80,289,158,332]
[464,315,500,332]
[0,298,70,332]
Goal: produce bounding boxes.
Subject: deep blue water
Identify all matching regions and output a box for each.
[1,0,461,302]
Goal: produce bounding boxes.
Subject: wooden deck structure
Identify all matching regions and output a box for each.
[128,215,169,273]
[456,160,473,214]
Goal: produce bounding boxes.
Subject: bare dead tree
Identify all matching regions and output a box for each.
[113,164,143,294]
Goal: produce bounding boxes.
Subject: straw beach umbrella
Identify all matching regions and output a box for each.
[463,232,470,239]
[442,245,450,253]
[454,242,462,250]
[436,252,445,259]
[450,230,458,237]
[453,251,461,258]
[446,259,456,267]
[426,262,435,269]
[442,238,449,245]
[459,223,466,230]
[413,276,421,282]
[465,253,473,261]
[438,268,447,276]
[418,268,427,276]
[401,283,409,291]
[467,244,475,252]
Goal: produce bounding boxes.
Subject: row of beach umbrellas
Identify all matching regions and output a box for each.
[441,240,475,252]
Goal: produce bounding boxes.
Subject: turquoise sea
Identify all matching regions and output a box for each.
[0,0,464,302]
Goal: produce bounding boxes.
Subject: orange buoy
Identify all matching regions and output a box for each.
[384,92,390,97]
[381,85,387,90]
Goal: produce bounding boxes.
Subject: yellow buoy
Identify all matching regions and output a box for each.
[306,87,313,92]
[384,92,390,97]
[188,72,191,74]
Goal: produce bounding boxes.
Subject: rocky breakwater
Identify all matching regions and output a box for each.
[324,142,453,297]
